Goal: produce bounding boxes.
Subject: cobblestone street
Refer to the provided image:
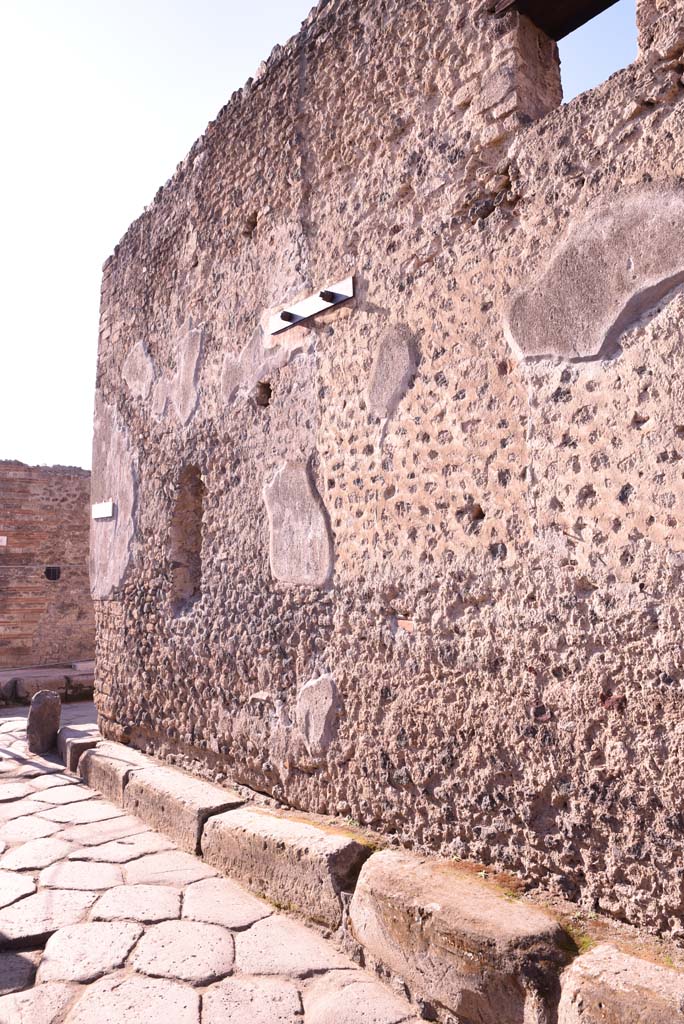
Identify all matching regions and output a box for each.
[0,704,419,1023]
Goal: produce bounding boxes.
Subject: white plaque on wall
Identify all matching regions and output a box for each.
[0,536,7,547]
[92,500,114,520]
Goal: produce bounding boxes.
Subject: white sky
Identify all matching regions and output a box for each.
[0,1,636,471]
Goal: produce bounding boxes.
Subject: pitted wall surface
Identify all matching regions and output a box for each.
[93,0,684,935]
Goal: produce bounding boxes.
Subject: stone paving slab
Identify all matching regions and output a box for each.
[0,950,41,996]
[58,814,149,845]
[0,980,77,1023]
[37,921,144,983]
[40,859,124,890]
[67,830,173,863]
[132,919,235,985]
[304,973,421,1024]
[234,916,352,976]
[202,975,303,1023]
[0,869,36,909]
[91,884,182,924]
[37,798,125,824]
[182,876,272,930]
[0,889,98,946]
[65,972,201,1024]
[123,849,217,887]
[0,815,62,843]
[0,836,72,871]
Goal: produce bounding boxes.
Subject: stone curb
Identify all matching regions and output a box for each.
[73,740,684,1021]
[78,742,153,804]
[349,849,571,1024]
[123,766,244,855]
[57,727,101,774]
[76,739,370,929]
[557,942,684,1023]
[201,806,372,930]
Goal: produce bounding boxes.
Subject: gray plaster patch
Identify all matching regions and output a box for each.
[152,323,204,424]
[367,324,417,418]
[90,399,138,601]
[263,462,333,587]
[506,186,684,361]
[296,674,340,758]
[122,341,156,400]
[173,325,204,424]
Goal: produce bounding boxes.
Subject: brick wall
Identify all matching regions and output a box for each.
[0,461,95,668]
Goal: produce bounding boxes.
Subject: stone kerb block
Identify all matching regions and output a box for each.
[57,727,100,773]
[557,943,684,1023]
[123,766,244,855]
[201,806,372,930]
[79,741,153,804]
[26,690,62,754]
[349,850,571,1024]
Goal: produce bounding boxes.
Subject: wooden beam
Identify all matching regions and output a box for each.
[494,0,622,41]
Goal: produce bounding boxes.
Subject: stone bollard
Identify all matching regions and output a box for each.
[26,690,62,754]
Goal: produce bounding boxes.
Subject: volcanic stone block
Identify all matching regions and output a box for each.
[201,806,372,929]
[26,690,61,754]
[123,766,244,854]
[349,850,571,1024]
[557,943,684,1023]
[78,741,152,804]
[296,673,340,759]
[57,726,100,773]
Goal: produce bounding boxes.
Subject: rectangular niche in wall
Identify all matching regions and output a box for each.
[169,464,205,616]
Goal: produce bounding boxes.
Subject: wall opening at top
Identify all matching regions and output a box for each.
[498,0,637,108]
[169,464,205,616]
[559,0,638,102]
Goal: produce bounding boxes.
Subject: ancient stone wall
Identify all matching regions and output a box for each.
[92,0,684,935]
[0,461,95,668]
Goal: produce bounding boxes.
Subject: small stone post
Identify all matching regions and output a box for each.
[26,690,61,754]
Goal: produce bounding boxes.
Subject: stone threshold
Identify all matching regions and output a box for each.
[70,738,684,1023]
